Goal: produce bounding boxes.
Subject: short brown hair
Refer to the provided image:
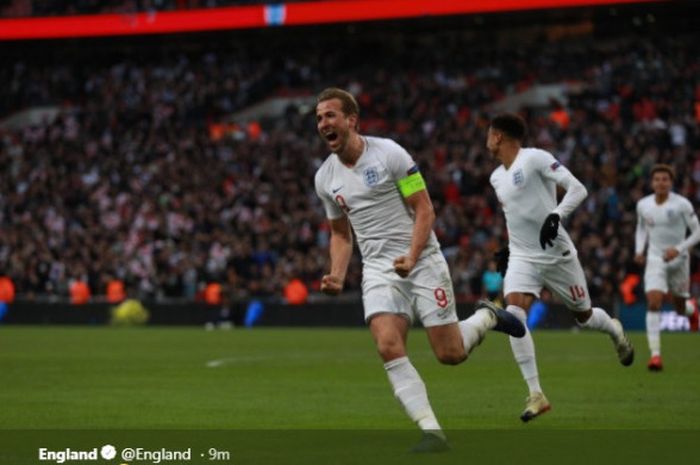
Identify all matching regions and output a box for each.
[317,87,360,117]
[650,163,675,181]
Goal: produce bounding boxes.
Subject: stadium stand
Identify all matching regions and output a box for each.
[0,3,698,308]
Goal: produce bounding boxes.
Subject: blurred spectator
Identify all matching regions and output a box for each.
[69,279,91,304]
[106,278,126,303]
[0,14,698,309]
[204,282,222,306]
[0,276,15,303]
[284,278,308,305]
[482,260,503,303]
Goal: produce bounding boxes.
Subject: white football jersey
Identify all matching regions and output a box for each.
[314,136,440,262]
[635,193,700,260]
[490,148,587,264]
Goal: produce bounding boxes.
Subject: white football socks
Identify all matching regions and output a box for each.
[457,309,493,353]
[646,311,661,357]
[384,356,444,438]
[506,305,542,394]
[578,307,618,337]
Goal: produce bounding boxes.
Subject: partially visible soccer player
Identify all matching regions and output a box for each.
[634,164,700,371]
[314,88,525,451]
[487,113,634,422]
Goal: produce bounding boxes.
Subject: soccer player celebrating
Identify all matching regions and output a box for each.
[314,88,525,451]
[486,113,634,422]
[634,164,700,371]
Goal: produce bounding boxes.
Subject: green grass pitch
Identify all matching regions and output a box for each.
[0,326,698,464]
[1,326,698,429]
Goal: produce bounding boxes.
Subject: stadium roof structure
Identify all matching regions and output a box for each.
[0,0,666,40]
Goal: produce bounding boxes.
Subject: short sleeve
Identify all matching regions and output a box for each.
[382,140,417,181]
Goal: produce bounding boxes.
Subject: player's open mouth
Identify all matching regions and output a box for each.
[325,133,338,142]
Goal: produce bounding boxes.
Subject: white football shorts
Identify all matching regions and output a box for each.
[644,256,690,297]
[362,252,458,327]
[504,255,591,312]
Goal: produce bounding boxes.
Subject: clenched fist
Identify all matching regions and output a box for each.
[320,274,344,295]
[393,256,416,278]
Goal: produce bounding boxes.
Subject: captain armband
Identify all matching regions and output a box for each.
[397,172,427,198]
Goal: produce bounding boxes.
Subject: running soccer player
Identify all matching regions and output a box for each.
[314,88,525,451]
[635,164,700,371]
[487,113,634,422]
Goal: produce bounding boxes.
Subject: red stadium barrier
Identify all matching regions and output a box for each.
[282,0,663,25]
[0,0,666,40]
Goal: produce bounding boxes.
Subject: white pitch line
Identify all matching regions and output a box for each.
[205,355,273,367]
[206,352,365,367]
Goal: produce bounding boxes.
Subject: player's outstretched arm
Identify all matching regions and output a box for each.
[321,216,353,295]
[394,189,435,278]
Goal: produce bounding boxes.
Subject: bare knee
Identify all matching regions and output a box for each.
[648,302,662,311]
[376,338,406,362]
[506,293,535,311]
[426,323,468,365]
[370,314,409,362]
[435,347,467,366]
[647,292,664,311]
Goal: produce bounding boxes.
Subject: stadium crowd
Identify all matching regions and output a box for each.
[1,24,699,305]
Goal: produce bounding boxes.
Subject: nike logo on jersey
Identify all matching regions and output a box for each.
[332,186,343,193]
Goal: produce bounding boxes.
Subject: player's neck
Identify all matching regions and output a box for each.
[338,134,364,167]
[501,145,520,169]
[654,192,669,204]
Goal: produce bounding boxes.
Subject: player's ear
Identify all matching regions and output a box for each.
[348,114,359,131]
